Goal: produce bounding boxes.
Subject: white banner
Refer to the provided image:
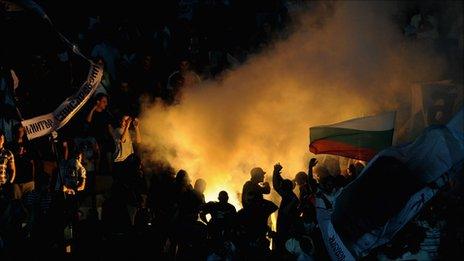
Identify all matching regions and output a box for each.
[316,195,355,261]
[22,63,102,140]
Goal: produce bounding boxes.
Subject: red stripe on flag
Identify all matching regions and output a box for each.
[309,139,378,161]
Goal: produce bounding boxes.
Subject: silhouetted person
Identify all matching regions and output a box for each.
[194,178,207,204]
[237,166,278,259]
[241,167,270,208]
[0,130,15,258]
[9,127,35,233]
[74,126,99,209]
[85,93,113,175]
[148,165,177,257]
[175,170,207,260]
[236,193,277,260]
[9,124,35,204]
[346,162,364,184]
[0,130,15,186]
[301,158,328,259]
[111,115,141,181]
[272,163,300,255]
[166,58,201,104]
[200,191,236,241]
[295,158,319,224]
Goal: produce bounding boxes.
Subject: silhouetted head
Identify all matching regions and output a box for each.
[176,169,191,187]
[218,191,229,203]
[294,171,308,186]
[194,178,206,194]
[94,93,108,111]
[161,166,176,179]
[320,175,335,193]
[282,179,295,192]
[178,58,191,73]
[250,167,266,183]
[116,114,130,129]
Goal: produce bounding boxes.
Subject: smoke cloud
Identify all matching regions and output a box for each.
[139,1,446,206]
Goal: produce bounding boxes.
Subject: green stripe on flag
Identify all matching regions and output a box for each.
[310,127,394,151]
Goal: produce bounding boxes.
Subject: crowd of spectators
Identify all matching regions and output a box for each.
[0,0,463,260]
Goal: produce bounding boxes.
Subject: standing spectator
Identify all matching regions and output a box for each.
[175,170,207,260]
[9,125,34,198]
[148,166,177,257]
[86,93,113,176]
[9,125,35,230]
[201,191,237,261]
[200,190,236,240]
[166,58,201,103]
[60,150,87,253]
[236,193,277,260]
[130,54,163,98]
[272,163,300,255]
[110,115,142,225]
[0,130,15,257]
[295,158,319,224]
[194,178,207,204]
[111,115,141,179]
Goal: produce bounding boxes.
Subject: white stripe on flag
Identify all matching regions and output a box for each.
[320,111,396,132]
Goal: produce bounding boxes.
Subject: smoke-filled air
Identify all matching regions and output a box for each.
[139,1,446,207]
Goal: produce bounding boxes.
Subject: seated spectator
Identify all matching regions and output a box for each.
[241,167,271,208]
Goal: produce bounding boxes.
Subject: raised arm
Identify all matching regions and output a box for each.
[272,163,284,196]
[133,118,142,144]
[120,118,132,143]
[261,181,271,195]
[308,158,318,192]
[86,104,98,123]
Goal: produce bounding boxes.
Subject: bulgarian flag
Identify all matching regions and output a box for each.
[310,112,396,161]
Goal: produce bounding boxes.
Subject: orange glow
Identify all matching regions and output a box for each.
[140,2,444,212]
[204,181,242,209]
